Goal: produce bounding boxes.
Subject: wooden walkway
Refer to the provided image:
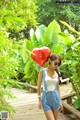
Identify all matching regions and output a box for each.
[9,83,77,120]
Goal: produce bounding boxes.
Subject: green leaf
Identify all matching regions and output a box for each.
[30,28,37,42]
[74,98,80,109]
[35,24,46,41]
[26,40,34,51]
[59,32,75,45]
[21,40,34,63]
[60,20,80,35]
[53,42,65,54]
[24,60,33,75]
[44,20,61,44]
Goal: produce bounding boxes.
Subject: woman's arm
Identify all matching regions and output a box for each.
[57,84,60,96]
[37,69,42,101]
[57,84,63,111]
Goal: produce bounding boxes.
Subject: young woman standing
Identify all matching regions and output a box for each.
[37,54,63,120]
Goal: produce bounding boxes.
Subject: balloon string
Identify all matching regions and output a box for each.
[26,49,31,54]
[41,67,44,70]
[26,49,36,56]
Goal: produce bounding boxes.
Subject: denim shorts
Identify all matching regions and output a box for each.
[41,90,60,112]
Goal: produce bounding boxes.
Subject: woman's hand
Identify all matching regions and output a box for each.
[60,102,63,112]
[38,100,42,109]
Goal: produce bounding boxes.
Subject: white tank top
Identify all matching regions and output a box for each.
[43,68,59,91]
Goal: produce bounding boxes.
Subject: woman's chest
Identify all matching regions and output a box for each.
[45,76,58,85]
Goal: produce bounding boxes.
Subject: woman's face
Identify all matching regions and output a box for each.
[50,59,60,69]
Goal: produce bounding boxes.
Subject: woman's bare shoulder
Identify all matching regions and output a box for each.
[39,67,46,73]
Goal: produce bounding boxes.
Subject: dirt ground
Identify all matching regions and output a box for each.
[9,83,78,120]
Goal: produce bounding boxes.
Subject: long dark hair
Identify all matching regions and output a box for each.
[49,54,62,84]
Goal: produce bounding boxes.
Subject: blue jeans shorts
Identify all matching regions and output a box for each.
[41,91,60,112]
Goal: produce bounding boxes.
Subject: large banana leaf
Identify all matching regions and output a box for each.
[44,20,61,45]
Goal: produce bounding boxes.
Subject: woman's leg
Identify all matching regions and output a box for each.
[52,110,58,120]
[44,110,55,120]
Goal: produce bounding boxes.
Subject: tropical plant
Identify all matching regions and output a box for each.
[0,28,18,113]
[0,0,38,114]
[60,21,80,109]
[22,20,65,85]
[22,20,80,109]
[0,0,38,39]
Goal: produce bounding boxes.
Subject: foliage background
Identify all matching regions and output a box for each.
[36,0,80,31]
[0,0,37,113]
[0,0,80,113]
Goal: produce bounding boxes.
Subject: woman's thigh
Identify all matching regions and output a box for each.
[52,110,58,120]
[44,110,55,120]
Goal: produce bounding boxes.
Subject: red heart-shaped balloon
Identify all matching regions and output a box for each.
[31,47,51,67]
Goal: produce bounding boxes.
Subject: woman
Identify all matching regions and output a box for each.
[37,54,63,120]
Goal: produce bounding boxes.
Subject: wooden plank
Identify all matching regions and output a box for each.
[61,93,75,100]
[17,82,43,93]
[67,97,72,104]
[61,78,70,84]
[26,83,37,89]
[17,82,37,89]
[17,82,26,87]
[62,101,80,118]
[17,82,37,92]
